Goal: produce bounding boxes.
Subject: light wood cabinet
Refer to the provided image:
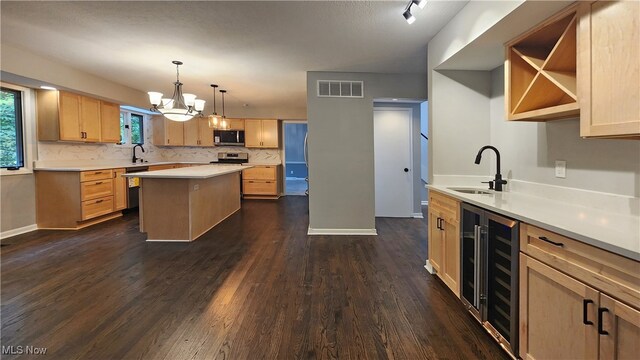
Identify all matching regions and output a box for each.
[242,165,281,199]
[113,168,127,211]
[148,164,178,171]
[183,117,214,147]
[245,119,279,148]
[227,118,245,130]
[577,0,640,138]
[505,4,579,121]
[100,101,121,143]
[427,190,460,296]
[519,223,640,360]
[152,116,184,146]
[37,90,121,143]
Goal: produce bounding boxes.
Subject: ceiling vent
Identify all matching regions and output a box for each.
[317,80,364,98]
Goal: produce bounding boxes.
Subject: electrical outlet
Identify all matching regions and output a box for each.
[193,184,200,191]
[555,160,566,178]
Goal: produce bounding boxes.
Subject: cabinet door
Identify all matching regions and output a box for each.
[520,254,599,360]
[245,119,262,148]
[428,209,443,274]
[228,118,245,130]
[166,119,184,146]
[599,294,640,360]
[578,1,640,137]
[113,168,127,211]
[58,91,83,141]
[183,119,200,146]
[261,119,279,148]
[198,117,214,146]
[441,217,460,296]
[80,96,101,142]
[100,101,121,143]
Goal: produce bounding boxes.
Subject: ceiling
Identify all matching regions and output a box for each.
[0,1,467,118]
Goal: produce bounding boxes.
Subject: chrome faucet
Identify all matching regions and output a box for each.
[475,145,507,191]
[132,144,145,163]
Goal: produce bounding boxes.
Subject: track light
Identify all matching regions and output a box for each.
[403,8,415,24]
[413,0,426,9]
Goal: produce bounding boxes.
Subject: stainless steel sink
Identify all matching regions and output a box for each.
[448,188,493,195]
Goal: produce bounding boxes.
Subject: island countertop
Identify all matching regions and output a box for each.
[122,164,252,179]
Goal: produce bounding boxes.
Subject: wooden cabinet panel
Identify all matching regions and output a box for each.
[80,169,113,182]
[261,119,279,148]
[148,164,177,171]
[80,179,114,201]
[183,119,200,146]
[81,196,114,221]
[441,218,460,296]
[59,91,83,141]
[242,166,276,180]
[520,254,599,360]
[198,117,214,146]
[244,119,262,148]
[81,96,101,142]
[113,168,127,211]
[166,119,184,146]
[599,294,640,359]
[428,190,460,295]
[100,101,121,143]
[428,209,443,274]
[243,180,277,195]
[228,118,245,130]
[578,0,640,138]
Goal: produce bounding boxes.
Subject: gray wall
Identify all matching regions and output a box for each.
[1,174,36,233]
[307,71,427,231]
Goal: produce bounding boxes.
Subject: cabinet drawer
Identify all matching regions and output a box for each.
[520,223,640,308]
[243,166,277,180]
[81,196,114,220]
[148,164,176,171]
[429,190,459,222]
[81,179,114,201]
[80,169,113,182]
[243,180,277,195]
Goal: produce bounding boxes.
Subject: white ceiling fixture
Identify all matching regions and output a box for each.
[403,0,427,25]
[148,61,205,122]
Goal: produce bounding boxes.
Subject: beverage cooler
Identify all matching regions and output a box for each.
[460,203,519,357]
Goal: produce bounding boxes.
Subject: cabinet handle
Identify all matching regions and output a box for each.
[583,299,594,325]
[94,171,102,174]
[95,199,104,203]
[598,307,609,335]
[95,181,103,185]
[538,236,564,247]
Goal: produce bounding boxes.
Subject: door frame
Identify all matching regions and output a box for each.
[373,107,415,218]
[281,120,308,196]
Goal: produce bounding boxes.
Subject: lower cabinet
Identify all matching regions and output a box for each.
[242,165,281,199]
[427,190,460,296]
[113,168,127,211]
[519,223,640,359]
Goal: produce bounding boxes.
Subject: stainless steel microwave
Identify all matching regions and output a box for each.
[214,130,245,146]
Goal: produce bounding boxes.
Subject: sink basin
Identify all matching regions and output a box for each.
[448,188,493,195]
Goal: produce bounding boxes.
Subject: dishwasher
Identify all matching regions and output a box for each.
[125,166,148,210]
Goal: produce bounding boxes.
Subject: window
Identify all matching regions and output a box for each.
[1,87,24,169]
[119,111,145,145]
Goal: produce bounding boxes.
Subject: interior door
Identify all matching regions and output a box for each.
[374,108,413,217]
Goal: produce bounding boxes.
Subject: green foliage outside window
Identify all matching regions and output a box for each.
[131,114,143,144]
[0,88,23,168]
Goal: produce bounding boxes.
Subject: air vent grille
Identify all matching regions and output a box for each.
[317,80,364,98]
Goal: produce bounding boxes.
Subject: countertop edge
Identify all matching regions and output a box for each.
[122,165,251,179]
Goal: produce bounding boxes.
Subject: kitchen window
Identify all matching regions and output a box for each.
[0,87,24,169]
[119,110,145,145]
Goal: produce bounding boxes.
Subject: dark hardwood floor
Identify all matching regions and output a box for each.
[1,197,508,360]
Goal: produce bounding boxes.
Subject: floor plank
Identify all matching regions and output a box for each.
[1,197,508,360]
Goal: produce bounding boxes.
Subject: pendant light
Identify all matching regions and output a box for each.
[208,84,222,129]
[148,61,205,122]
[219,89,229,130]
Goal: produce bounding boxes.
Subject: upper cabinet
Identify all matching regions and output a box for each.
[245,119,279,148]
[38,90,120,143]
[505,5,579,121]
[505,1,639,139]
[183,117,214,147]
[152,115,184,146]
[226,118,245,130]
[577,0,640,138]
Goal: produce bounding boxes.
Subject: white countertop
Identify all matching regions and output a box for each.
[429,185,640,261]
[34,161,210,171]
[122,164,251,179]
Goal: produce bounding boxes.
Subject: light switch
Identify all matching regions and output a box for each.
[555,160,566,178]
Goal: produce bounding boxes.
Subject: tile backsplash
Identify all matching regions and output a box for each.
[37,119,282,163]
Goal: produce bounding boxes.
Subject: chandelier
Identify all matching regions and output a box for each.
[148,61,205,122]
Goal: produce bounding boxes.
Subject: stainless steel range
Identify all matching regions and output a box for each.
[214,152,248,164]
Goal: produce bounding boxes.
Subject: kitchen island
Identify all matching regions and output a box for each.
[124,164,250,242]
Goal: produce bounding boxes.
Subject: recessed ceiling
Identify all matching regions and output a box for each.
[1,1,467,118]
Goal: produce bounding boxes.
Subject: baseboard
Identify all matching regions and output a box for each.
[307,227,377,236]
[421,200,428,206]
[424,260,435,274]
[0,224,38,239]
[412,213,424,219]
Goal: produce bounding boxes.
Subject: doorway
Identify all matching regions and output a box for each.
[374,108,413,217]
[283,122,308,196]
